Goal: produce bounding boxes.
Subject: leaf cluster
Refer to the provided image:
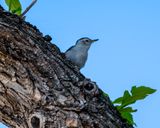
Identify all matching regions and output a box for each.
[113,86,156,126]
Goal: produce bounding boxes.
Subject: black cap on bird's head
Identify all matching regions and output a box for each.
[65,37,99,69]
[76,37,99,46]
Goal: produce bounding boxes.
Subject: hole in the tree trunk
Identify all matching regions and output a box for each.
[31,116,40,128]
[84,83,94,91]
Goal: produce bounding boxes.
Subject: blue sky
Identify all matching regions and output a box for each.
[0,0,160,128]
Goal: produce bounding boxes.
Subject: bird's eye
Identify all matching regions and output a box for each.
[85,40,89,42]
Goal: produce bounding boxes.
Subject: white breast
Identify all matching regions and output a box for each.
[65,47,88,68]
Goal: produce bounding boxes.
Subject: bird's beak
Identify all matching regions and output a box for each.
[91,39,99,43]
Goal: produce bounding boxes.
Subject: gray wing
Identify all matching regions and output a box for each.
[65,45,75,53]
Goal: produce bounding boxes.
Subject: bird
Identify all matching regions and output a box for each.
[65,37,99,69]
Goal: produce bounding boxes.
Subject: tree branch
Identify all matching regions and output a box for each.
[0,6,133,128]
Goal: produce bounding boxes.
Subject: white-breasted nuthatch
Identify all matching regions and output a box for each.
[65,37,99,69]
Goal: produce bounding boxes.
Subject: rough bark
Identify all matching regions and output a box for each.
[0,6,133,128]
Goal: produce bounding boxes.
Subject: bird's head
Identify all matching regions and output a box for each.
[76,37,99,47]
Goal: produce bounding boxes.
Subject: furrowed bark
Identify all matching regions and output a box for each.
[0,6,133,128]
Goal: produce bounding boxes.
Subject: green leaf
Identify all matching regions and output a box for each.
[5,0,22,15]
[113,90,136,106]
[131,86,156,100]
[117,106,137,113]
[121,112,136,126]
[113,86,156,126]
[121,90,136,108]
[119,86,156,108]
[113,97,123,104]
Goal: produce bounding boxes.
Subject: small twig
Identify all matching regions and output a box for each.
[20,0,37,18]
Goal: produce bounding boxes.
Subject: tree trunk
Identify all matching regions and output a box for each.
[0,6,133,128]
